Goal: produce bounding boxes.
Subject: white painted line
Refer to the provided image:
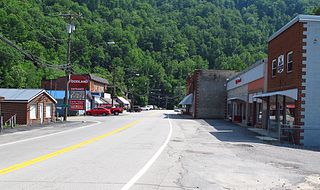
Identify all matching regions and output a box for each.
[121,113,173,190]
[0,121,101,148]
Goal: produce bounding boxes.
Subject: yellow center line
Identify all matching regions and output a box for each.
[0,119,143,176]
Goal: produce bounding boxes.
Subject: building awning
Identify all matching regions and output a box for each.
[101,97,112,104]
[253,88,297,100]
[94,96,103,104]
[227,97,247,102]
[179,93,193,105]
[117,96,130,105]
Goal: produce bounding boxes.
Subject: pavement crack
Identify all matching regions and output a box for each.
[173,154,190,190]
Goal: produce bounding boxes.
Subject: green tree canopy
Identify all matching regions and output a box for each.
[1,0,320,107]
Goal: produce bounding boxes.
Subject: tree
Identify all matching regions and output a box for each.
[314,7,320,15]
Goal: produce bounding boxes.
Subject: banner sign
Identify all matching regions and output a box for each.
[69,100,85,110]
[69,75,89,110]
[277,55,284,73]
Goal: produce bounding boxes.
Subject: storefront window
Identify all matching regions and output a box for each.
[272,59,277,77]
[287,51,293,73]
[257,103,262,124]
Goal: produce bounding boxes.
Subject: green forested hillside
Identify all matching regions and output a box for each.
[0,0,319,106]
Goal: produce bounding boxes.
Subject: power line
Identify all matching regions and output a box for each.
[0,34,68,69]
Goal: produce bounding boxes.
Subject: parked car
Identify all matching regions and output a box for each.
[129,106,142,112]
[99,104,124,115]
[146,105,154,110]
[174,108,181,112]
[141,106,151,111]
[86,107,111,116]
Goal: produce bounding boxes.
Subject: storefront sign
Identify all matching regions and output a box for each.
[69,75,89,91]
[69,75,89,110]
[277,55,284,73]
[235,77,242,84]
[69,100,85,110]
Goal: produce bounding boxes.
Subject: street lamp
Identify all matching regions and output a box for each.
[105,41,116,106]
[125,73,140,112]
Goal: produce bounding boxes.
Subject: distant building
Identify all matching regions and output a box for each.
[226,59,267,127]
[0,89,57,125]
[41,74,109,112]
[181,70,237,119]
[254,15,320,146]
[42,74,108,93]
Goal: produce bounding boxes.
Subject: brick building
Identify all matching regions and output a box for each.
[181,70,236,119]
[254,15,320,146]
[42,74,109,112]
[0,89,57,125]
[227,59,267,126]
[42,74,108,93]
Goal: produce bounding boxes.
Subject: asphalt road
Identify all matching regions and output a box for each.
[0,110,320,190]
[0,111,172,190]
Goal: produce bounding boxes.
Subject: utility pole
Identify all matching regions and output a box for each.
[165,95,168,110]
[111,67,115,107]
[58,13,81,121]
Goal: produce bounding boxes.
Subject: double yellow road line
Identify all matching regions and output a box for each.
[0,119,143,176]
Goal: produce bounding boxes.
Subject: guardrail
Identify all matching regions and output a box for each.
[280,124,303,144]
[5,114,16,129]
[0,114,16,133]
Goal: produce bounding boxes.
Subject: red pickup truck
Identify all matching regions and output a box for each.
[99,104,123,115]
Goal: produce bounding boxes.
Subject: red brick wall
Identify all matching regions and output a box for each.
[193,70,200,118]
[1,102,27,125]
[268,22,303,92]
[42,75,107,93]
[89,81,106,93]
[185,71,199,117]
[41,77,68,91]
[267,21,305,145]
[248,78,264,93]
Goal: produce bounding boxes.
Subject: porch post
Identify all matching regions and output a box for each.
[276,95,281,141]
[232,102,235,121]
[245,101,249,125]
[253,101,257,127]
[241,103,243,123]
[282,96,286,125]
[266,97,270,131]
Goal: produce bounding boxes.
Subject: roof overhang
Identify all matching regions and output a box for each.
[1,90,57,104]
[94,96,103,104]
[117,97,130,105]
[28,90,57,104]
[268,15,320,42]
[253,88,297,100]
[227,97,247,102]
[179,93,193,105]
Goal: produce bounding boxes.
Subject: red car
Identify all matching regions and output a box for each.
[86,107,111,116]
[99,104,124,115]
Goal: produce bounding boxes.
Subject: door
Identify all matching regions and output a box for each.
[39,103,44,124]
